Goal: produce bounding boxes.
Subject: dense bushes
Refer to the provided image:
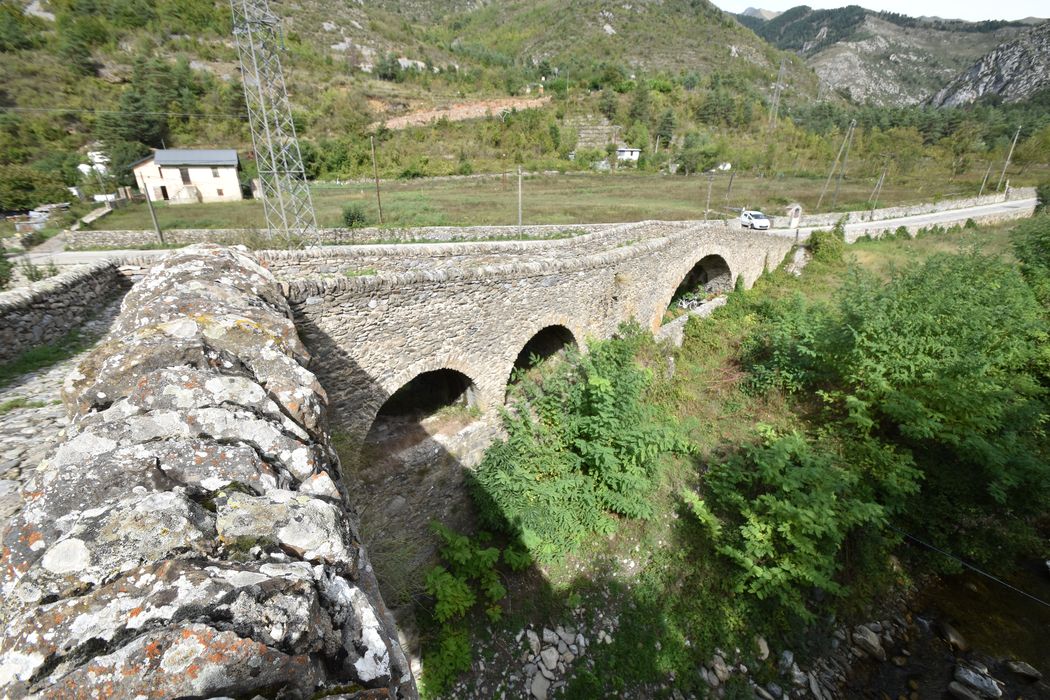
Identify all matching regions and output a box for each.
[741,251,1049,567]
[684,429,895,621]
[472,325,690,560]
[1011,213,1050,306]
[0,253,12,289]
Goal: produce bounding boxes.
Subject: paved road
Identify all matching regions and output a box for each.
[16,197,1037,267]
[773,197,1037,240]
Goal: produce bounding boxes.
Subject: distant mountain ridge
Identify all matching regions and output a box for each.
[734,5,1040,105]
[929,21,1050,106]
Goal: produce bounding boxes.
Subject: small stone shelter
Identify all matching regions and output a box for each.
[133,149,242,205]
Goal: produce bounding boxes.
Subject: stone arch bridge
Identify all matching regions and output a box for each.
[263,221,794,443]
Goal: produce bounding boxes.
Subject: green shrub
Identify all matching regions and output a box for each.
[419,523,528,695]
[964,218,978,229]
[1011,213,1050,306]
[685,430,892,623]
[807,220,846,264]
[472,325,690,560]
[341,203,370,228]
[743,252,1050,566]
[1036,182,1050,213]
[0,253,11,290]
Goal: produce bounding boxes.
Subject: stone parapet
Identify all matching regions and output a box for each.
[0,261,127,365]
[0,245,415,699]
[64,222,611,251]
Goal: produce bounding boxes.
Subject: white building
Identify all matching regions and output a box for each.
[616,146,641,162]
[132,149,242,205]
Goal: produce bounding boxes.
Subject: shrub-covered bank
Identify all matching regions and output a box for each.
[410,216,1050,698]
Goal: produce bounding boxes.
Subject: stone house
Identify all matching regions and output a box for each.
[132,149,243,205]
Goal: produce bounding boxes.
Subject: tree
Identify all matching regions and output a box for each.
[97,86,167,147]
[657,109,676,146]
[0,164,70,211]
[106,140,151,187]
[0,1,43,51]
[628,82,651,126]
[599,90,618,123]
[677,131,720,175]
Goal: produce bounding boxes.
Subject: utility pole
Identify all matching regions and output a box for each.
[230,0,318,247]
[868,164,887,220]
[370,135,384,224]
[517,166,523,228]
[705,172,714,221]
[144,189,165,246]
[817,119,855,211]
[724,170,736,211]
[996,125,1021,192]
[978,162,993,198]
[831,121,856,210]
[768,59,786,131]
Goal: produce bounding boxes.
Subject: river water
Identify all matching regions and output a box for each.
[846,559,1050,698]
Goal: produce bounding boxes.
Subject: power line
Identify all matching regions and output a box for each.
[890,525,1050,609]
[0,106,248,119]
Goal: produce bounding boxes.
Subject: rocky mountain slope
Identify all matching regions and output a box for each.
[736,5,1037,105]
[929,21,1050,106]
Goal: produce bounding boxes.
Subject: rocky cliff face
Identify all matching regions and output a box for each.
[929,22,1050,106]
[0,245,416,699]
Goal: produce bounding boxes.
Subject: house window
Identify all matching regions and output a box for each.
[212,167,220,178]
[179,168,191,185]
[217,189,224,197]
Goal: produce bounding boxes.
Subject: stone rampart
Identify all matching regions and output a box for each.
[279,223,792,442]
[0,261,127,364]
[64,222,610,251]
[0,245,415,699]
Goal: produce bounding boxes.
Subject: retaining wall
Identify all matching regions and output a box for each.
[794,188,1037,229]
[0,261,128,364]
[0,245,415,699]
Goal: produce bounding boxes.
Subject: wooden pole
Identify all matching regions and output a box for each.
[370,136,384,224]
[817,119,854,211]
[831,120,855,210]
[724,170,736,211]
[517,166,523,228]
[705,172,714,221]
[996,125,1021,192]
[868,165,887,220]
[144,188,164,246]
[978,162,993,198]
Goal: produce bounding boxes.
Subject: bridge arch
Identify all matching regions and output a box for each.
[360,363,484,447]
[506,324,578,397]
[650,252,735,327]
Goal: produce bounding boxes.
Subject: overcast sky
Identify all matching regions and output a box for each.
[711,0,1046,22]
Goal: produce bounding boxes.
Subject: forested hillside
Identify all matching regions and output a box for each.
[1,0,1049,214]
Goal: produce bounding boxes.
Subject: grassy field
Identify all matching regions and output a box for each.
[90,169,1035,232]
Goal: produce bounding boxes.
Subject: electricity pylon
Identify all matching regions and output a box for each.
[768,59,786,131]
[230,0,318,247]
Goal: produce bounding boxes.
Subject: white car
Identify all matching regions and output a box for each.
[740,210,771,230]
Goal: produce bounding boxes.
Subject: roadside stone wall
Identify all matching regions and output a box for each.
[280,223,792,442]
[0,245,415,699]
[0,261,127,364]
[795,187,1037,229]
[64,222,610,250]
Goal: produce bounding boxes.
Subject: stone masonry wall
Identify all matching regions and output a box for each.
[64,223,611,250]
[280,223,792,442]
[795,187,1037,229]
[0,261,128,365]
[0,245,415,699]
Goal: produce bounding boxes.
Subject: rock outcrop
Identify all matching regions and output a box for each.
[0,245,415,699]
[930,21,1050,107]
